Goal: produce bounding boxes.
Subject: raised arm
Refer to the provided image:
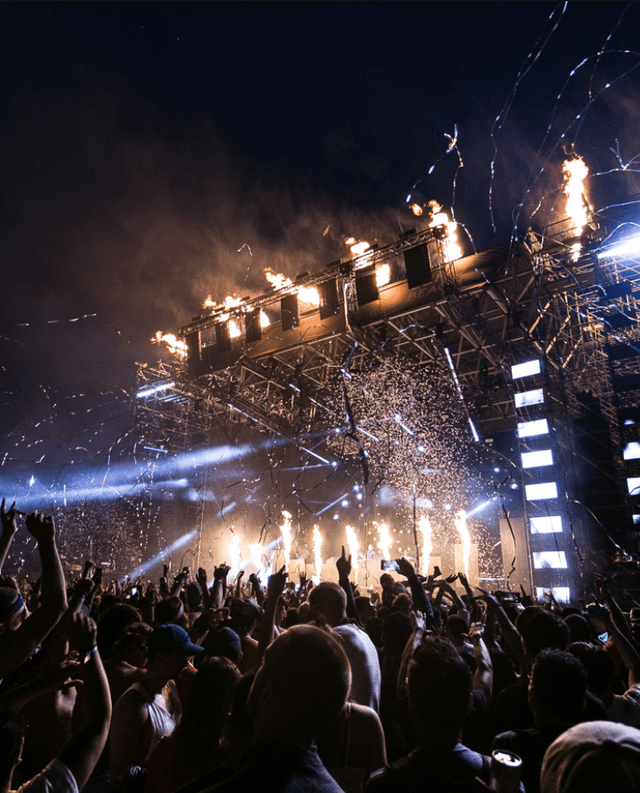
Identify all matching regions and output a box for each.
[0,499,19,573]
[477,588,524,671]
[58,613,112,791]
[211,564,230,611]
[397,557,436,633]
[0,511,67,680]
[337,546,362,626]
[468,623,493,702]
[258,566,287,661]
[589,603,640,688]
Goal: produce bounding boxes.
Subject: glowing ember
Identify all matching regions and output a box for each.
[376,521,392,562]
[345,524,359,584]
[228,533,241,573]
[563,156,591,259]
[312,526,323,576]
[418,515,433,577]
[428,201,462,262]
[280,510,293,571]
[454,509,471,579]
[376,263,391,288]
[410,203,424,216]
[152,331,188,358]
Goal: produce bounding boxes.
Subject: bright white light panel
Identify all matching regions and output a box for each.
[624,442,640,460]
[627,477,640,496]
[530,516,563,534]
[525,482,558,501]
[533,551,568,569]
[536,586,571,603]
[521,450,553,468]
[517,419,549,438]
[515,389,544,408]
[512,360,541,379]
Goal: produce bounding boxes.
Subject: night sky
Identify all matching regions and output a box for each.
[2,1,640,479]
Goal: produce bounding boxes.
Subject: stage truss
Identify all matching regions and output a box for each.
[134,215,640,598]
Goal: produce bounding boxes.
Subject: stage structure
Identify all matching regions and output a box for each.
[135,210,640,602]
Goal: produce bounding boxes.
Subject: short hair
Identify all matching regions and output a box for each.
[257,625,351,735]
[518,607,570,658]
[308,582,347,625]
[568,641,616,693]
[446,614,469,638]
[531,649,587,722]
[408,637,472,740]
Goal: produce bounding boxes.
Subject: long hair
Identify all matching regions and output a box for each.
[172,656,240,767]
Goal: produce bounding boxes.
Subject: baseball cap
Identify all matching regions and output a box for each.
[541,720,640,793]
[147,624,204,657]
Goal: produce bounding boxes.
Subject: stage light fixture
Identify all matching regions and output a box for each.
[530,516,563,534]
[521,449,553,468]
[624,442,640,460]
[525,481,558,500]
[514,389,545,408]
[627,477,640,495]
[533,551,568,569]
[517,419,549,438]
[536,586,570,603]
[511,360,541,379]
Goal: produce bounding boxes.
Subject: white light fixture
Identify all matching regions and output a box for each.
[511,360,541,379]
[533,551,568,569]
[627,477,640,496]
[624,442,640,460]
[521,449,554,468]
[515,389,545,408]
[536,586,571,603]
[517,419,549,438]
[530,515,563,534]
[525,482,558,500]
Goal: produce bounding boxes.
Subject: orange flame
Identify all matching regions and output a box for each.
[280,511,293,571]
[152,331,188,357]
[264,268,293,290]
[563,156,590,260]
[428,201,462,262]
[376,263,391,287]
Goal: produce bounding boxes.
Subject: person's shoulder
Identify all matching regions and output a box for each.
[14,758,78,793]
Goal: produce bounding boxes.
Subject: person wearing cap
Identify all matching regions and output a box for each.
[109,624,203,792]
[541,720,640,793]
[0,506,67,683]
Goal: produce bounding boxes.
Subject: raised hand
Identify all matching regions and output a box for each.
[214,563,230,581]
[1,499,20,537]
[25,512,56,543]
[336,545,352,579]
[397,557,416,579]
[267,565,287,600]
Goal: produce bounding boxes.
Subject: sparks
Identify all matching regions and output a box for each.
[228,533,241,574]
[376,521,392,562]
[312,526,323,576]
[454,509,471,579]
[418,515,433,577]
[280,510,293,571]
[345,524,359,585]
